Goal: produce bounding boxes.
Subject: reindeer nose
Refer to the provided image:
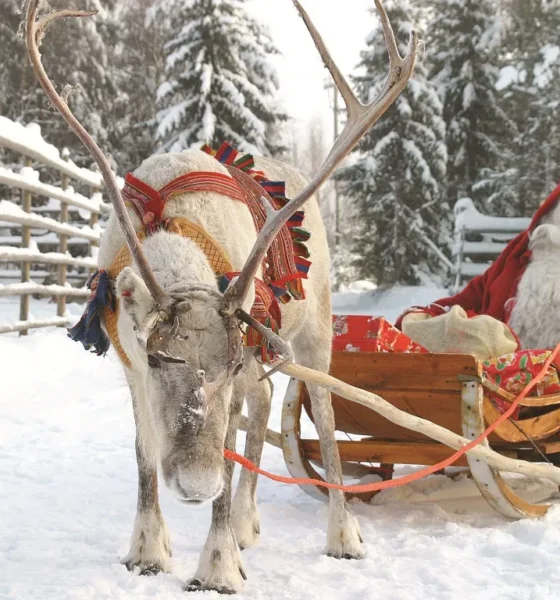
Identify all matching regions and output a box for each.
[173,467,223,505]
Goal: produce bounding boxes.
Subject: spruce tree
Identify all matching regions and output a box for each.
[337,0,449,286]
[496,0,560,216]
[156,0,286,155]
[427,0,515,213]
[0,0,162,173]
[0,0,27,121]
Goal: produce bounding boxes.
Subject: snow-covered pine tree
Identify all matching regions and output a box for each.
[337,0,449,286]
[156,0,286,155]
[0,0,167,173]
[105,0,168,173]
[427,0,515,213]
[0,0,27,121]
[496,0,560,215]
[0,0,123,169]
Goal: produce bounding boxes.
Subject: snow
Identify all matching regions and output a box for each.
[0,246,96,269]
[0,281,89,298]
[0,117,103,188]
[454,198,530,234]
[496,65,520,91]
[0,234,91,247]
[332,286,446,323]
[0,201,101,243]
[535,45,560,89]
[2,291,560,599]
[0,166,107,215]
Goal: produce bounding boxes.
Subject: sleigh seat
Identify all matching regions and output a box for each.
[280,316,560,520]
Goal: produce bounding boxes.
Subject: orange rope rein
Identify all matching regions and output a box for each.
[224,343,560,494]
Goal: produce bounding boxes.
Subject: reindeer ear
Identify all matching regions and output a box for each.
[116,267,154,319]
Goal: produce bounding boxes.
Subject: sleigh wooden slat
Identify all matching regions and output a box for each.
[280,351,560,519]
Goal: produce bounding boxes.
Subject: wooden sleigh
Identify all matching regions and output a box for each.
[275,351,560,520]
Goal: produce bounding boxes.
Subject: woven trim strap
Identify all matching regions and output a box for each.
[203,142,311,304]
[122,171,245,228]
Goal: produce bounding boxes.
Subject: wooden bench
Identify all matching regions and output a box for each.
[281,352,560,519]
[451,198,529,290]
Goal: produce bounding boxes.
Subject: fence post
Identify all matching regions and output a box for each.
[57,148,70,320]
[89,163,100,274]
[89,190,99,274]
[19,157,33,335]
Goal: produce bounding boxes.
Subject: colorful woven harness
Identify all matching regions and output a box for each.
[68,143,311,367]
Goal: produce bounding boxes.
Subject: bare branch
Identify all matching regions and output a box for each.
[222,0,419,315]
[24,0,172,312]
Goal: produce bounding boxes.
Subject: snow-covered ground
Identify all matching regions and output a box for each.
[2,289,560,600]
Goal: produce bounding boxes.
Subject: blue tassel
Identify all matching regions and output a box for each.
[67,270,114,356]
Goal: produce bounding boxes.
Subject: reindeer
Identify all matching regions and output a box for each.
[24,0,418,593]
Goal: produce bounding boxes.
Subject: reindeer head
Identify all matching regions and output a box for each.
[117,236,237,503]
[24,0,418,505]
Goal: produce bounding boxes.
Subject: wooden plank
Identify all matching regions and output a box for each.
[330,352,480,380]
[0,316,74,334]
[0,248,95,269]
[301,439,472,466]
[0,123,103,188]
[335,372,466,391]
[326,390,464,439]
[0,210,100,242]
[484,399,560,443]
[0,170,104,215]
[88,183,99,274]
[19,158,32,336]
[0,283,89,297]
[302,352,482,440]
[57,155,69,319]
[455,241,507,256]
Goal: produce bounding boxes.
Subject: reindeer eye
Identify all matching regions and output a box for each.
[147,355,161,369]
[233,360,243,376]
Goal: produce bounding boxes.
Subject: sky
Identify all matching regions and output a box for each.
[246,0,375,138]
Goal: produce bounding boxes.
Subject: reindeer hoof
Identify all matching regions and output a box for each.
[327,552,363,561]
[185,578,236,595]
[238,524,260,551]
[325,509,365,560]
[232,496,260,550]
[123,558,166,576]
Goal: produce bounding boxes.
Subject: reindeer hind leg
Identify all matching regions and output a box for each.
[291,317,365,560]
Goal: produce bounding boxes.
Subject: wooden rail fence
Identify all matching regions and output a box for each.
[0,117,111,335]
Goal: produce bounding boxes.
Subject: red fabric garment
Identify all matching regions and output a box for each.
[396,182,560,329]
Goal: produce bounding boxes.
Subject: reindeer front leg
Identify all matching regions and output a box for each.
[122,386,171,575]
[186,382,247,594]
[232,360,272,549]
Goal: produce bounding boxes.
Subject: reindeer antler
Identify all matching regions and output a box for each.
[24,0,173,313]
[222,0,419,317]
